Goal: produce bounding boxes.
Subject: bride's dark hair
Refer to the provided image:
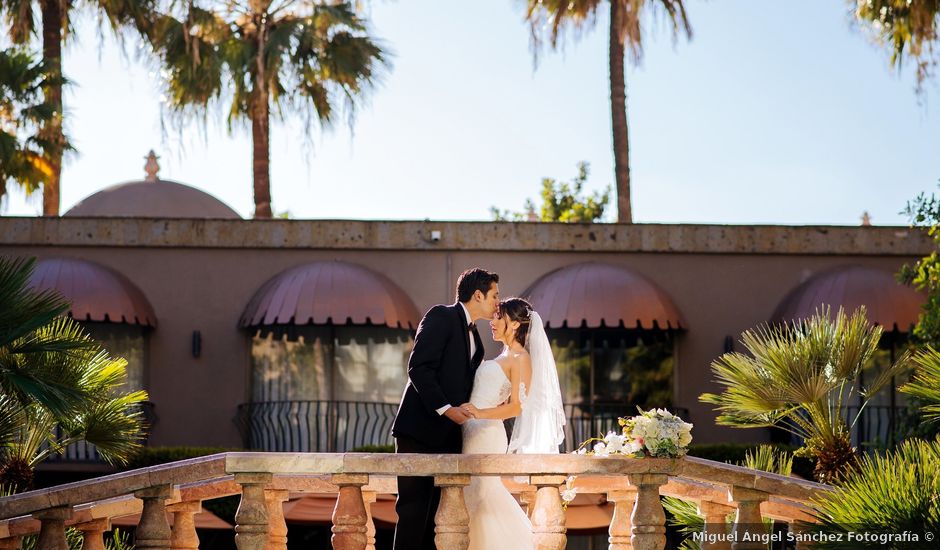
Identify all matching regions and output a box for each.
[498,298,533,348]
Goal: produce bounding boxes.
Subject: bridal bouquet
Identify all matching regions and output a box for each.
[576,408,693,459]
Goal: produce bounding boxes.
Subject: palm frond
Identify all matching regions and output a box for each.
[902,347,940,422]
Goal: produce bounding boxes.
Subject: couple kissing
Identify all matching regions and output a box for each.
[391,268,566,550]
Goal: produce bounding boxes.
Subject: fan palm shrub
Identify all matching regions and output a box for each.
[805,436,940,549]
[700,306,910,484]
[0,256,148,491]
[902,347,940,422]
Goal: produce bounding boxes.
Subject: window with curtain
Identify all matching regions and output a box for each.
[250,326,411,403]
[247,325,413,451]
[83,323,149,392]
[548,328,675,409]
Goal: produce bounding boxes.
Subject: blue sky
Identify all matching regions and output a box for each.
[3,0,939,224]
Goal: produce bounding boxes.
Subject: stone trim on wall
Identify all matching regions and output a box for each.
[0,218,931,256]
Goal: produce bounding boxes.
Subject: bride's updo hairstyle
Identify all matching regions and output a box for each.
[498,298,533,348]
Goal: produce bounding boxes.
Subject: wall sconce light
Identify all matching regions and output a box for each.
[192,330,202,358]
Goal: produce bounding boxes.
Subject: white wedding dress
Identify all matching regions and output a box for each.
[461,360,534,550]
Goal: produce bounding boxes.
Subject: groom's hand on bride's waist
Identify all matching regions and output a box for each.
[443,406,474,425]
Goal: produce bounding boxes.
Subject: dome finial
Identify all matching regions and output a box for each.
[144,150,160,182]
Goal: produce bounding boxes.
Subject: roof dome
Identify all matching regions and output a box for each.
[64,151,241,219]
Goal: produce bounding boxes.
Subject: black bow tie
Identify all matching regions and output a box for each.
[467,322,478,334]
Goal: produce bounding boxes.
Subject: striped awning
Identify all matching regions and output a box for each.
[772,265,924,331]
[522,262,685,330]
[28,258,157,327]
[240,261,420,329]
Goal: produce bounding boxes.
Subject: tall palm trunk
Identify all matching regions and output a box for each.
[250,21,272,220]
[39,0,64,216]
[608,0,632,224]
[250,88,272,219]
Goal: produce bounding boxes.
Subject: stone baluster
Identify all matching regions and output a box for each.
[33,506,72,550]
[433,474,471,550]
[361,491,377,550]
[235,473,273,550]
[789,521,814,550]
[529,475,567,550]
[626,474,668,550]
[607,488,637,550]
[331,474,369,550]
[135,485,173,550]
[167,501,201,550]
[264,489,290,550]
[729,487,768,550]
[74,518,110,550]
[520,488,537,518]
[698,501,735,550]
[0,537,21,550]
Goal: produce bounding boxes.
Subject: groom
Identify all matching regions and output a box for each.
[391,268,500,550]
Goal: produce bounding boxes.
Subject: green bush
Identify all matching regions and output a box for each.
[808,437,940,548]
[351,444,394,453]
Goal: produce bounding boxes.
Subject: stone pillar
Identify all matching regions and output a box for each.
[235,472,273,550]
[626,474,668,550]
[263,488,290,550]
[167,501,201,550]
[520,488,537,518]
[33,506,72,550]
[698,501,735,550]
[0,537,21,550]
[529,475,567,550]
[361,491,377,550]
[135,485,173,550]
[433,474,471,550]
[729,487,768,550]
[74,518,110,550]
[789,521,814,550]
[607,488,637,550]
[331,473,369,550]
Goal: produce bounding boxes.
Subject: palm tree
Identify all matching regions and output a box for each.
[0,256,148,491]
[147,0,386,219]
[523,0,692,223]
[0,48,66,207]
[0,0,153,216]
[700,307,910,485]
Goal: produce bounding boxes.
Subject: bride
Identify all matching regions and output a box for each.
[459,298,566,550]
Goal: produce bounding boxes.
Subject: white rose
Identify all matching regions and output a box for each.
[593,442,609,457]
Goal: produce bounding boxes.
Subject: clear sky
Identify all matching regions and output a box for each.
[3,0,939,224]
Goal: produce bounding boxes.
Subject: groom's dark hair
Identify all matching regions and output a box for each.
[456,268,499,303]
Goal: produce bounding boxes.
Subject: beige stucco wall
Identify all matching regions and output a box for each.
[1,219,931,447]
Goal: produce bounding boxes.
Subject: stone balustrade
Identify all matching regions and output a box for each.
[0,453,830,550]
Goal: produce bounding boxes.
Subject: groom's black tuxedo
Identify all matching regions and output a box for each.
[392,303,484,550]
[392,303,485,447]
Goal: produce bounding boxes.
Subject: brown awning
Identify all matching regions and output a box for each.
[28,258,157,327]
[772,265,924,331]
[522,263,685,329]
[240,261,420,329]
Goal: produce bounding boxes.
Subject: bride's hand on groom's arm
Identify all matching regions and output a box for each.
[444,406,474,425]
[459,403,483,419]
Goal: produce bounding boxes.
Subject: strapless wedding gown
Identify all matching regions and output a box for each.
[461,360,534,550]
